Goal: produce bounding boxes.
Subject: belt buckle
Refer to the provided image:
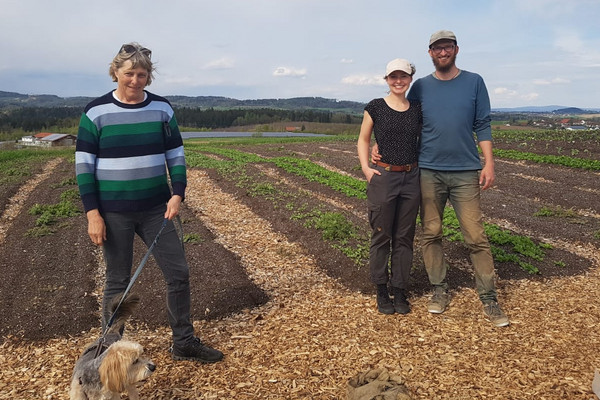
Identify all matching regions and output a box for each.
[385,166,391,171]
[405,164,411,172]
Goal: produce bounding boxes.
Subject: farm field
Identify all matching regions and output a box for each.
[1,131,600,399]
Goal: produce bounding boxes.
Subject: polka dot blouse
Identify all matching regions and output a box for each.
[365,98,422,166]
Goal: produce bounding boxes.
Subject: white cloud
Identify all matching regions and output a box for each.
[533,77,570,85]
[273,67,307,78]
[493,87,539,104]
[521,93,540,101]
[552,28,600,68]
[2,0,600,106]
[494,87,517,96]
[203,57,235,70]
[341,75,385,86]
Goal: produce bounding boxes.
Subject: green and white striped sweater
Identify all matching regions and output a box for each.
[75,91,186,213]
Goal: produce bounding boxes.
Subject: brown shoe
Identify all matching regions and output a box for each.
[483,301,510,327]
[427,286,450,314]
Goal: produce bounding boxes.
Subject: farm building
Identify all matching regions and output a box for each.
[19,132,77,147]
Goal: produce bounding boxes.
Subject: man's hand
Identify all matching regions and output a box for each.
[165,195,182,220]
[479,141,495,190]
[371,143,382,163]
[480,164,495,190]
[86,209,106,246]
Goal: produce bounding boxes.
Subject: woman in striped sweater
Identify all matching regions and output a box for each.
[75,42,223,363]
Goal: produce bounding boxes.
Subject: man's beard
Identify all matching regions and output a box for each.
[432,53,457,73]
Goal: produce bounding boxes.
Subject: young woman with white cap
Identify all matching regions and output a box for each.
[357,58,422,315]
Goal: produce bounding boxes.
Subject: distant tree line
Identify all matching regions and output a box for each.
[175,107,361,128]
[0,107,82,133]
[0,106,361,136]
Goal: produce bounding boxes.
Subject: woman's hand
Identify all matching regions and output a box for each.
[86,209,106,246]
[165,195,182,220]
[362,167,379,183]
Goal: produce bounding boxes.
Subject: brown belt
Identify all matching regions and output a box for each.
[373,161,417,172]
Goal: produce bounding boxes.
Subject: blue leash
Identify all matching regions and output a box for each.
[94,218,169,358]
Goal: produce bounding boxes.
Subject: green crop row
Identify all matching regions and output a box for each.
[291,208,369,266]
[492,129,600,142]
[187,146,367,199]
[493,149,600,170]
[0,148,73,185]
[187,144,563,274]
[272,157,366,199]
[27,198,81,237]
[441,207,552,274]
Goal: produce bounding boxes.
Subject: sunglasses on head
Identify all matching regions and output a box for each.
[119,44,152,59]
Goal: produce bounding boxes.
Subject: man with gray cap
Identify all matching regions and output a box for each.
[416,29,508,327]
[375,29,509,327]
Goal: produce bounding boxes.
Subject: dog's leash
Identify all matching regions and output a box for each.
[94,218,169,358]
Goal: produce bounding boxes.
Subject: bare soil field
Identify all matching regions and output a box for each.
[1,134,599,399]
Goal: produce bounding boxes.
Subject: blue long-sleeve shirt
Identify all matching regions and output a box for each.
[407,70,492,171]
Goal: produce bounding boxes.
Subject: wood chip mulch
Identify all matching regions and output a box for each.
[1,169,600,399]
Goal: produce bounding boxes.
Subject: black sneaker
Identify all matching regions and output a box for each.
[171,337,224,363]
[376,284,395,315]
[392,287,410,315]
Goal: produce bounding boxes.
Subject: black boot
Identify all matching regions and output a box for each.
[376,284,395,315]
[392,286,411,314]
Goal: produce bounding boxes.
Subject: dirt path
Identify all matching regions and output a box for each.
[0,157,63,245]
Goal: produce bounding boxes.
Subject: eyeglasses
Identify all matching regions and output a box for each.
[430,44,455,54]
[119,44,152,59]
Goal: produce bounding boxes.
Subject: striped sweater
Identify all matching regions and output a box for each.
[75,91,186,213]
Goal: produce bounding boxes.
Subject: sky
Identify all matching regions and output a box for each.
[2,0,600,109]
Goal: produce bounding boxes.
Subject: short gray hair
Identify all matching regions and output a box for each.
[108,42,155,86]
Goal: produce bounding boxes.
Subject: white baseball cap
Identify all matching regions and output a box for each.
[385,58,416,77]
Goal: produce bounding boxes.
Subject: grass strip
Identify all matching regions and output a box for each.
[494,149,600,170]
[441,208,551,274]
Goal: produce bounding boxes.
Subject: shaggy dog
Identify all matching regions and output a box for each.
[69,294,155,400]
